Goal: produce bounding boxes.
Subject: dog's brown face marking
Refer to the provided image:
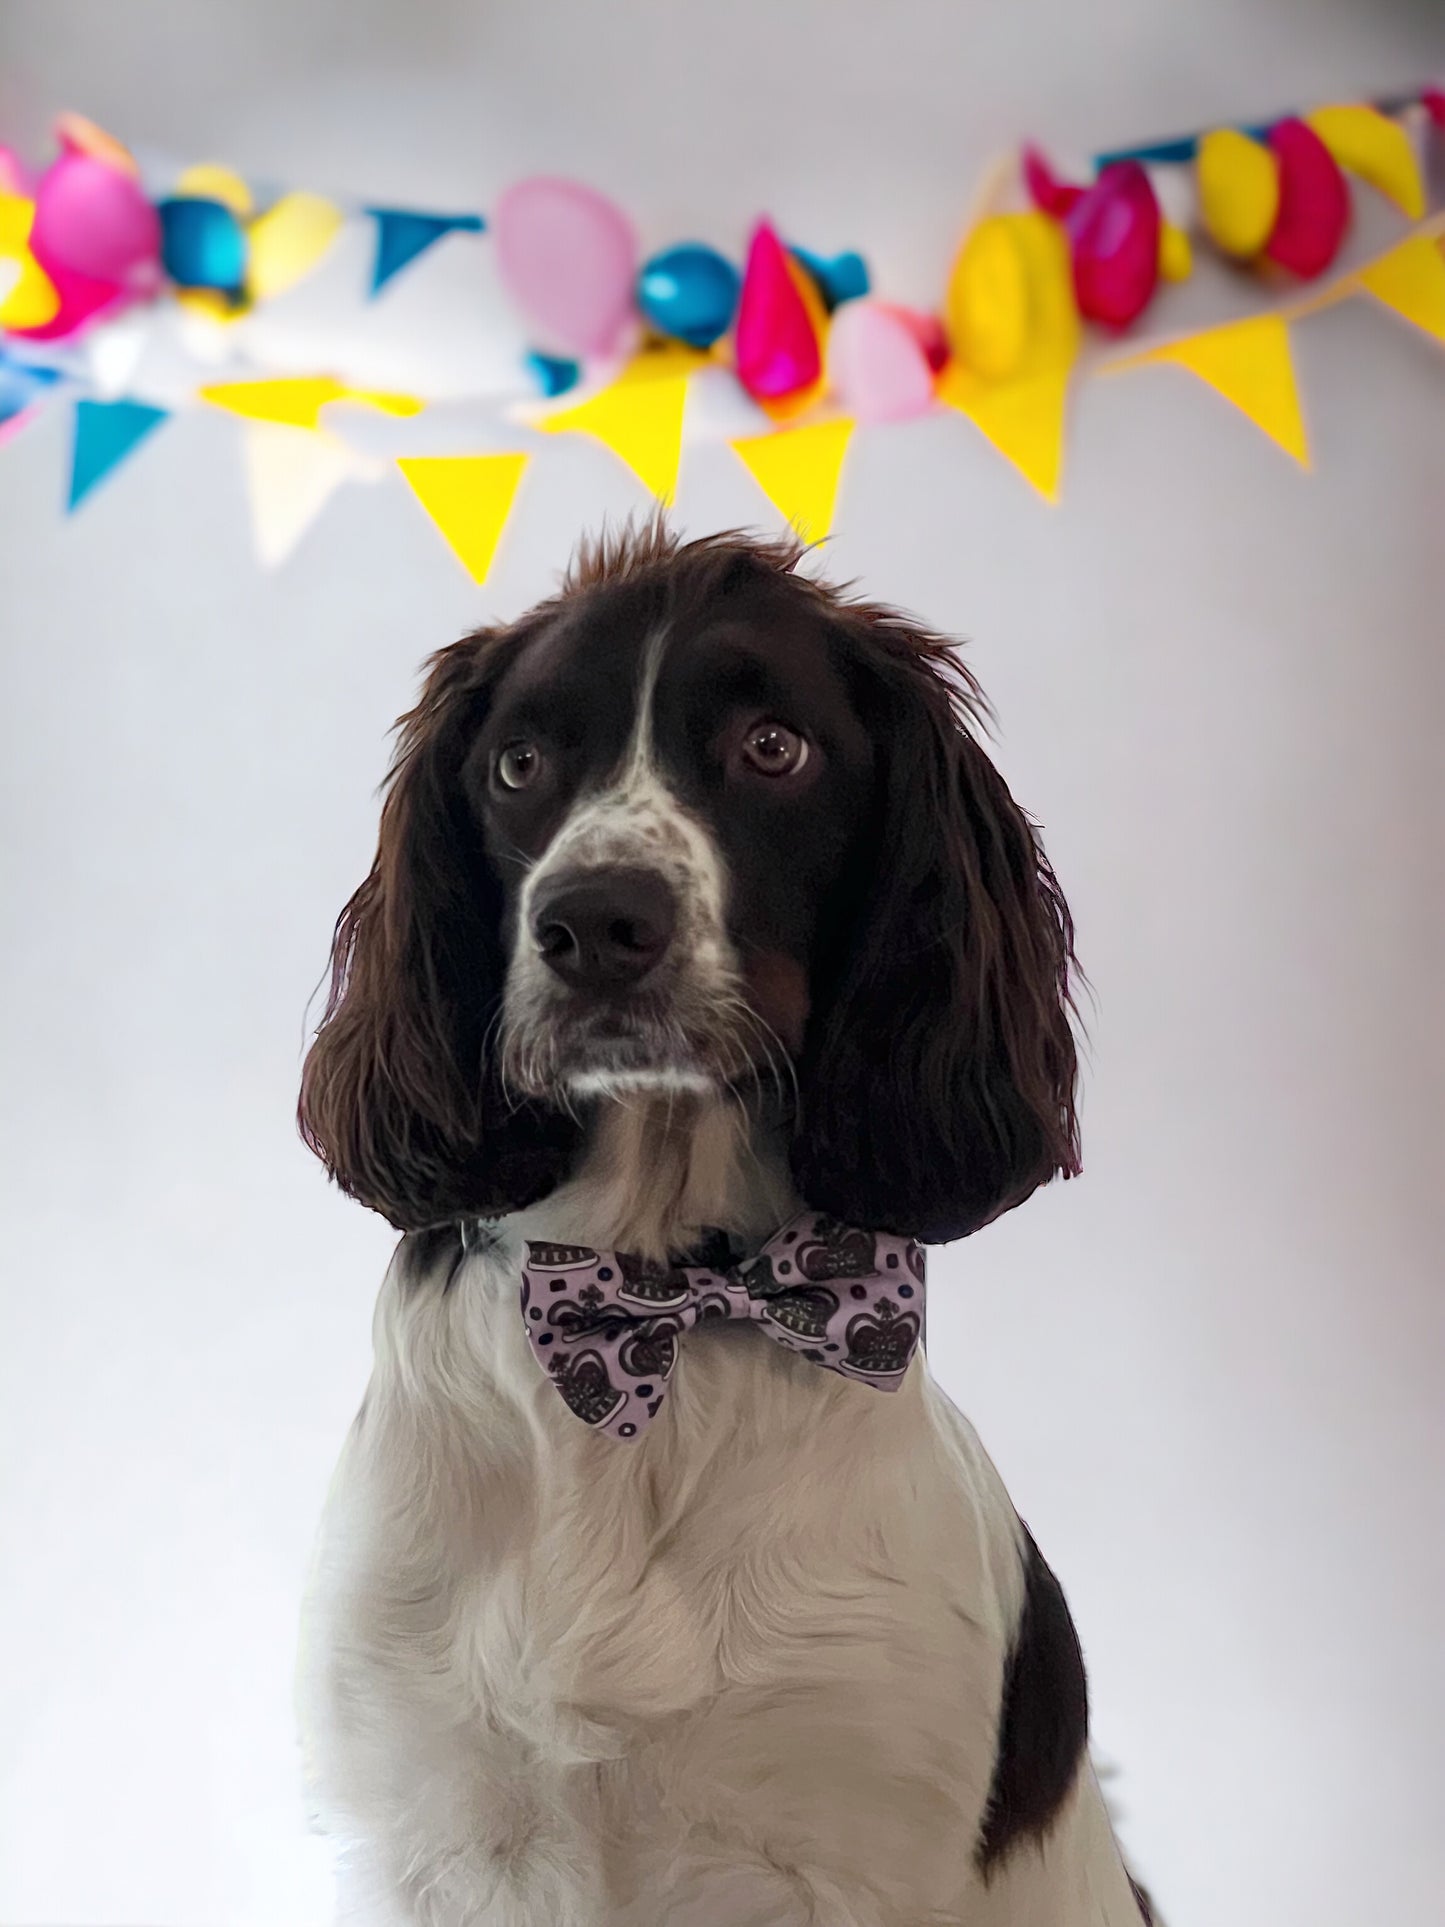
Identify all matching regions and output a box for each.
[463,558,876,1099]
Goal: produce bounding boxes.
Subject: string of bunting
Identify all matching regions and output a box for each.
[1,95,1443,581]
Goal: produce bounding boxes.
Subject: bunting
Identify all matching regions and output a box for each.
[68,397,167,508]
[1130,315,1310,466]
[538,346,706,502]
[240,422,375,567]
[1355,233,1445,343]
[731,417,855,541]
[367,209,486,295]
[0,99,1442,580]
[200,377,423,431]
[397,452,529,583]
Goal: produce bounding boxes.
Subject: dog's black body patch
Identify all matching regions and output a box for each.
[976,1525,1089,1877]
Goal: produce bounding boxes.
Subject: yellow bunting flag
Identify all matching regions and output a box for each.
[201,377,422,431]
[1354,234,1445,346]
[539,345,706,502]
[397,452,529,584]
[731,417,855,542]
[1140,315,1309,467]
[936,361,1073,503]
[245,191,345,303]
[241,422,363,568]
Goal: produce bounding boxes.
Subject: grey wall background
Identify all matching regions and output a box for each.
[1,3,1442,1923]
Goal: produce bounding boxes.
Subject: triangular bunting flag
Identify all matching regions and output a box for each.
[0,354,60,444]
[367,209,485,296]
[201,378,424,432]
[397,452,529,584]
[241,422,364,568]
[1354,234,1445,346]
[730,417,855,541]
[936,363,1073,503]
[68,398,168,509]
[1143,315,1309,467]
[538,346,706,502]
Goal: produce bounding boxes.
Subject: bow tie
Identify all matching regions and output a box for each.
[519,1210,925,1440]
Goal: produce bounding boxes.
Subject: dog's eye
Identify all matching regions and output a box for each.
[740,722,809,778]
[496,741,543,791]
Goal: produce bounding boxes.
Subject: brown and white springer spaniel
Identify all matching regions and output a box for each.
[296,526,1156,1925]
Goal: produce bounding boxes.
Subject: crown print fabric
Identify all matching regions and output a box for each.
[519,1211,925,1440]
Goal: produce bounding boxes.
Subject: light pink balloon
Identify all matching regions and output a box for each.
[493,177,638,357]
[828,300,938,423]
[0,145,31,196]
[30,152,162,294]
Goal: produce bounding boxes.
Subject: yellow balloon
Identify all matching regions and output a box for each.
[0,194,61,331]
[946,216,1030,378]
[1158,222,1193,283]
[946,212,1077,381]
[1306,103,1424,220]
[245,191,344,303]
[174,162,254,219]
[1197,128,1280,258]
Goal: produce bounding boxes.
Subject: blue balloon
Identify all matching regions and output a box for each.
[790,246,870,311]
[157,197,247,296]
[637,243,740,348]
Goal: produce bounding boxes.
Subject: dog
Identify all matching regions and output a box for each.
[296,525,1155,1925]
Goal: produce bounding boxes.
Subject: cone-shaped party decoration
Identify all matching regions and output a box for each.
[397,451,529,584]
[735,220,824,403]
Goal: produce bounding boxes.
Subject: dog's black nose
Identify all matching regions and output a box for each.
[531,868,677,990]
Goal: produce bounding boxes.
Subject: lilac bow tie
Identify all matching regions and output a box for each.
[520,1210,924,1440]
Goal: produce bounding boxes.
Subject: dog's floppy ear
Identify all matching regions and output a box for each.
[298,630,577,1230]
[793,607,1080,1244]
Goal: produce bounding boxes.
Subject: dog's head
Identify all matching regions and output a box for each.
[299,528,1079,1243]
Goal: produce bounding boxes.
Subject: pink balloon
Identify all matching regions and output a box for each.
[30,152,161,293]
[880,304,948,372]
[829,301,937,422]
[493,177,637,357]
[734,219,822,401]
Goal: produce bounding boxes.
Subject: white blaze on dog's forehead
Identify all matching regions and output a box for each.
[618,618,672,790]
[519,615,724,929]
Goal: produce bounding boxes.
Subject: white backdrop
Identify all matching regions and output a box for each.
[2,4,1443,1924]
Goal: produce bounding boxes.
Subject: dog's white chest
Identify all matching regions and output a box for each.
[301,1247,1138,1926]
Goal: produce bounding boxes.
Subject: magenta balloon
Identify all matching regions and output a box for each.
[1065,161,1160,328]
[493,177,638,357]
[31,152,162,292]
